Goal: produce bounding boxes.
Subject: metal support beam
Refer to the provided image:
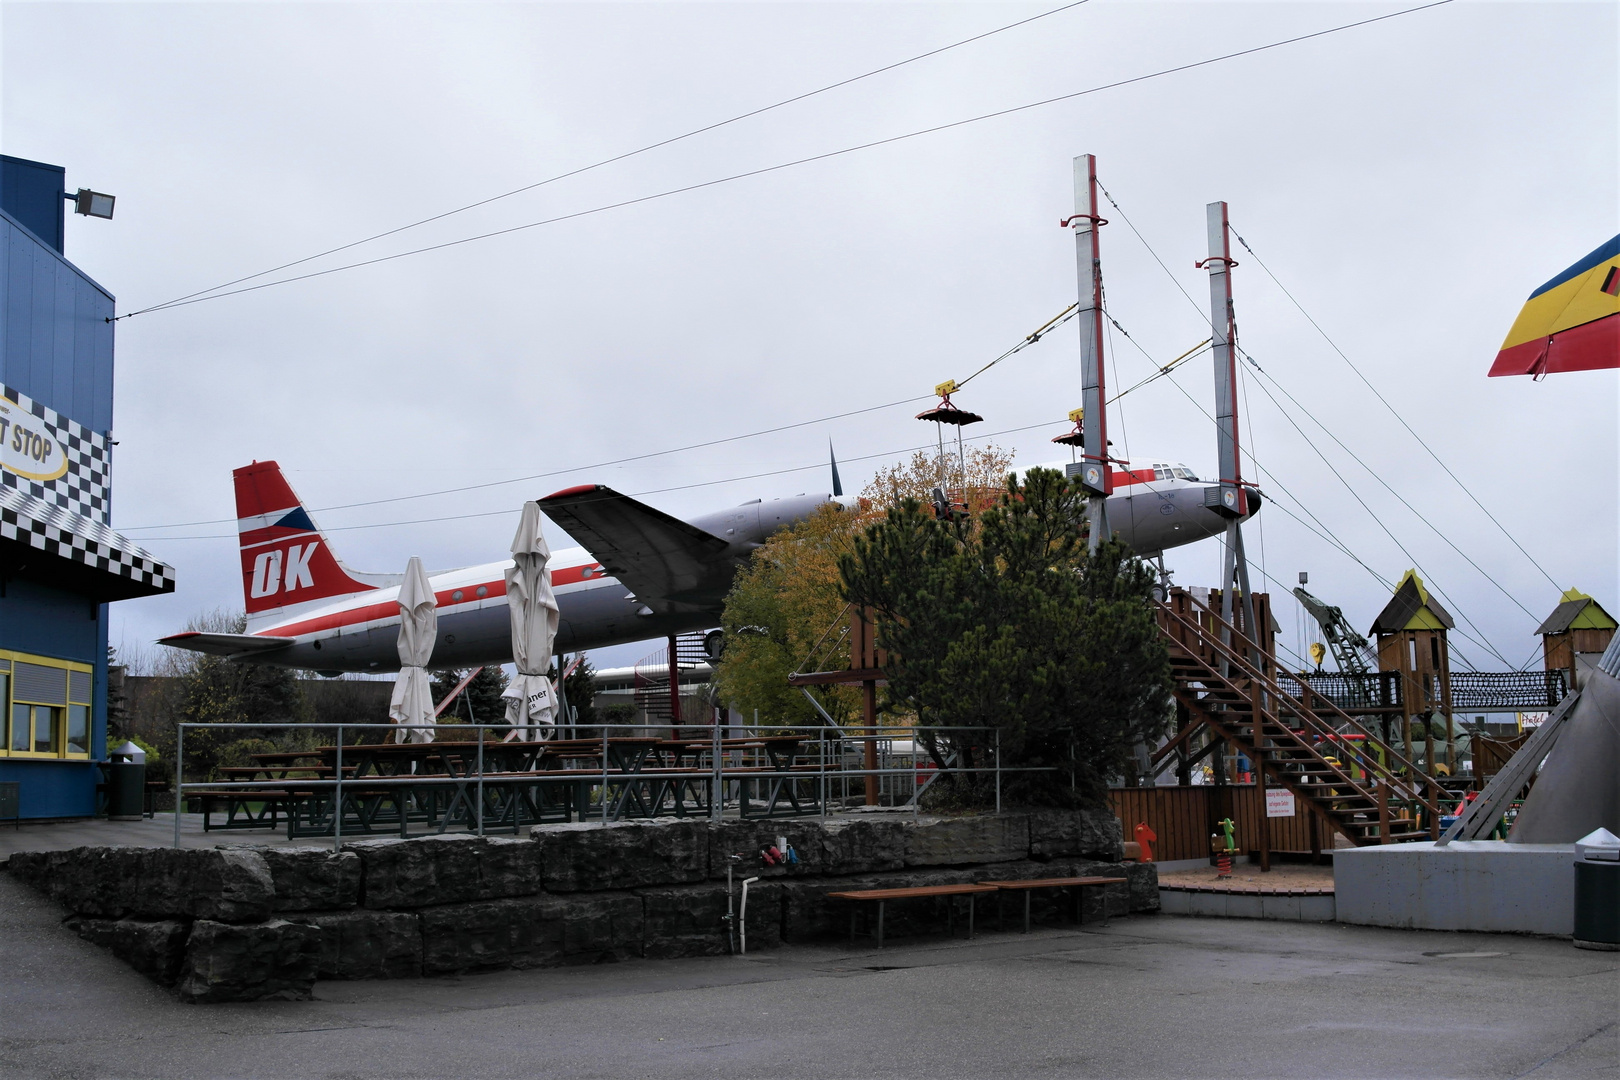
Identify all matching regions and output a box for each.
[1203,201,1258,659]
[1071,154,1111,550]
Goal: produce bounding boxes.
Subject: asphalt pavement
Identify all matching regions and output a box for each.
[1,870,1613,1080]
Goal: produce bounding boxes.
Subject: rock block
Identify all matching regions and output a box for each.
[706,820,828,879]
[1029,808,1123,861]
[287,910,422,980]
[820,817,906,875]
[419,896,566,975]
[255,847,361,911]
[353,835,542,908]
[1125,862,1160,913]
[903,813,1029,867]
[555,892,645,964]
[640,881,780,958]
[530,820,707,892]
[68,916,190,986]
[8,847,274,923]
[176,919,322,1003]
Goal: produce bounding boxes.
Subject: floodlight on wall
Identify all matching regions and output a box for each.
[67,188,116,219]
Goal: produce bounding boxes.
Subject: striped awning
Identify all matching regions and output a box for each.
[0,484,175,600]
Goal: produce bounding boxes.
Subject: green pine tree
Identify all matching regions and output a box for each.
[839,467,1172,807]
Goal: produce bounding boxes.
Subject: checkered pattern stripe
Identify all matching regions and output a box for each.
[1,385,111,525]
[0,485,175,595]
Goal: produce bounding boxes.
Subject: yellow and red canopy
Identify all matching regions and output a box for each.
[1490,235,1619,377]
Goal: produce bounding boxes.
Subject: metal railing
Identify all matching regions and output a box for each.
[170,722,1051,849]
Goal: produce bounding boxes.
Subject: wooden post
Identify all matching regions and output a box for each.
[862,679,879,806]
[667,635,682,738]
[1256,748,1272,872]
[1249,672,1270,871]
[1440,631,1455,774]
[851,606,883,807]
[1309,808,1322,864]
[1174,700,1192,786]
[1377,779,1391,844]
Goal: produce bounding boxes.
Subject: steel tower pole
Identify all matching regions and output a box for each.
[1071,154,1111,551]
[1204,201,1258,655]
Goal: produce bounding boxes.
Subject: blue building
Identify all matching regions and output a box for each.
[1,154,175,819]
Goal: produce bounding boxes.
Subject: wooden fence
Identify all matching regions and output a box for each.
[1109,785,1327,863]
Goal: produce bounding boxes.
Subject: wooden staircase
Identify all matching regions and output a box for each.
[1154,588,1444,846]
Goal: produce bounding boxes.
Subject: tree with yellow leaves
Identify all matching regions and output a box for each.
[714,445,1012,727]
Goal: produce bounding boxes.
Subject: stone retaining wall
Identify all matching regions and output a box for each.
[6,810,1157,1003]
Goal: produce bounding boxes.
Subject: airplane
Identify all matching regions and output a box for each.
[158,457,1257,674]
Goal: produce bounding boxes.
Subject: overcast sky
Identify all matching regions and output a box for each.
[3,0,1614,675]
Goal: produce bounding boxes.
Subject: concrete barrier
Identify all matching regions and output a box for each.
[1335,841,1577,936]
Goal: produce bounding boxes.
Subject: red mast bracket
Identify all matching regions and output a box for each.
[1060,214,1109,228]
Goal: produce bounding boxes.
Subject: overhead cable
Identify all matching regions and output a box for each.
[119,394,932,532]
[124,297,1090,533]
[132,415,1072,542]
[121,1,1095,318]
[118,0,1456,319]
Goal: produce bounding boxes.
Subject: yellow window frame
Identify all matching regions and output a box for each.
[0,649,94,761]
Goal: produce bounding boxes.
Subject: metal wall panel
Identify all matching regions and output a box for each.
[0,208,114,433]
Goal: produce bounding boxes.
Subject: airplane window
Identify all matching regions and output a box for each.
[1154,468,1168,480]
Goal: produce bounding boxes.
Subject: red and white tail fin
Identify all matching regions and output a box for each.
[234,461,386,628]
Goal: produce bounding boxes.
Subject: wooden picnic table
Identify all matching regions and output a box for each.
[981,876,1130,932]
[827,883,998,948]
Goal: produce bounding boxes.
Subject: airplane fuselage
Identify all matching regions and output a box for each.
[169,459,1257,674]
[247,494,834,674]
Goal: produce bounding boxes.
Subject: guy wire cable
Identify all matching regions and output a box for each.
[1229,344,1513,665]
[1097,180,1523,661]
[1227,222,1561,591]
[125,299,1085,533]
[1240,348,1541,624]
[1102,304,1509,666]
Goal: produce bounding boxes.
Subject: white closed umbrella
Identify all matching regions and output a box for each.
[501,501,561,740]
[387,556,438,744]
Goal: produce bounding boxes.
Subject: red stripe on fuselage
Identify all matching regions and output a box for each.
[259,563,605,638]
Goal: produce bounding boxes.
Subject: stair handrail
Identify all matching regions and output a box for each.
[1156,603,1386,811]
[1167,673,1380,815]
[1159,589,1441,817]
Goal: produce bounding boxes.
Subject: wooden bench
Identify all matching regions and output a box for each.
[826,883,998,948]
[980,876,1129,933]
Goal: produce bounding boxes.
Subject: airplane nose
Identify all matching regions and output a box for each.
[1244,486,1263,516]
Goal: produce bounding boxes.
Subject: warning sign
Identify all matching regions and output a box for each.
[1265,790,1296,818]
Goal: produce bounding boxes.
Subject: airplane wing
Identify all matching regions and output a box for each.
[539,485,735,614]
[159,632,297,659]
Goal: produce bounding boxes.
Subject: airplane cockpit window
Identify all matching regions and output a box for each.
[1174,465,1199,480]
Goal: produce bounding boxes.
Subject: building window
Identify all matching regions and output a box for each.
[0,651,92,760]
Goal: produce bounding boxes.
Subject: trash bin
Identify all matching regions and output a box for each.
[105,740,146,821]
[1573,827,1620,951]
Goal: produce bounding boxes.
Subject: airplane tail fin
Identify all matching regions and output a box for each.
[234,461,386,625]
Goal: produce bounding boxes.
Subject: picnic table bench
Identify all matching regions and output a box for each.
[981,876,1129,932]
[827,883,998,948]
